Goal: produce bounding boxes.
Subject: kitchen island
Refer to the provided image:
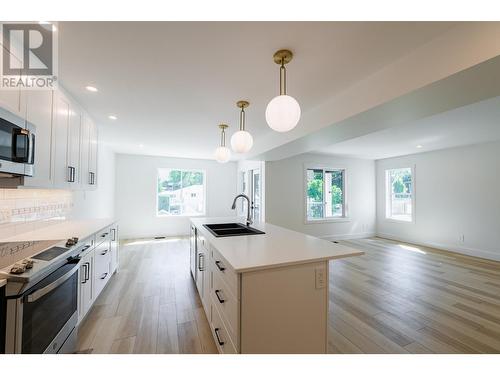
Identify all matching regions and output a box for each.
[190,217,363,354]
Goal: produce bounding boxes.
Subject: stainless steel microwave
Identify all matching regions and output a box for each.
[0,107,35,177]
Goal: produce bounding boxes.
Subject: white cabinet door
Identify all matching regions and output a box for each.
[79,249,94,322]
[23,90,54,188]
[79,115,91,186]
[53,91,70,188]
[67,104,81,187]
[0,48,23,117]
[88,120,98,187]
[110,224,119,274]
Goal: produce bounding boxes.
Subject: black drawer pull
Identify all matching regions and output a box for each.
[215,289,225,303]
[214,328,224,346]
[215,261,225,271]
[101,250,108,255]
[100,273,108,280]
[101,232,109,238]
[80,245,91,252]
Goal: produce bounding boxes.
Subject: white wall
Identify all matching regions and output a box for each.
[72,144,116,220]
[265,153,376,240]
[376,141,500,261]
[115,154,237,239]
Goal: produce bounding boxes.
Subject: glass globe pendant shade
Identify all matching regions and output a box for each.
[231,130,253,153]
[214,146,231,163]
[265,94,301,132]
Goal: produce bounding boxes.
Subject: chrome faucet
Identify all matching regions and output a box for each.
[231,194,253,226]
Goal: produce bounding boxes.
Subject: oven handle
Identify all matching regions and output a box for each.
[25,261,80,303]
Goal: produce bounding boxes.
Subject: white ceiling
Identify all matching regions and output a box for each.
[317,96,500,160]
[57,22,456,160]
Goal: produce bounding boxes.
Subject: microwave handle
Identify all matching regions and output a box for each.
[25,260,80,303]
[28,132,35,164]
[11,128,30,162]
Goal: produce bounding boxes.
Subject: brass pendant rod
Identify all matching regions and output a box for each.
[239,107,245,131]
[220,128,226,147]
[279,58,287,95]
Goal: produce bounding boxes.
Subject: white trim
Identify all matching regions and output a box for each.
[384,165,416,224]
[303,163,349,223]
[320,232,376,241]
[156,167,207,217]
[377,232,500,262]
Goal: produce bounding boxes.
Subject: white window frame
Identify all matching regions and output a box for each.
[156,168,207,217]
[304,164,350,224]
[384,165,416,223]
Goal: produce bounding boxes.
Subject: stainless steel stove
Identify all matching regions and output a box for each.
[0,238,86,354]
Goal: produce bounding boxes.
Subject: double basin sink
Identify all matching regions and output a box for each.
[203,223,265,238]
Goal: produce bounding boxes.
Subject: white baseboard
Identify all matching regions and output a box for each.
[376,232,500,262]
[321,232,376,241]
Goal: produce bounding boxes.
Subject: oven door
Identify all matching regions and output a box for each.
[19,258,79,354]
[0,109,35,177]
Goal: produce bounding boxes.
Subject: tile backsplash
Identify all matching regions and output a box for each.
[0,189,73,239]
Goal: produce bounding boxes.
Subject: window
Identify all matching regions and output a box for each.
[385,167,413,222]
[306,167,346,221]
[157,168,206,216]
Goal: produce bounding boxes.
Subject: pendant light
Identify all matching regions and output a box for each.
[265,49,301,132]
[230,100,253,153]
[214,124,231,163]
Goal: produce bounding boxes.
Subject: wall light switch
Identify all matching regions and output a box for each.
[315,267,326,289]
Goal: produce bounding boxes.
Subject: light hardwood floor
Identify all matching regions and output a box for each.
[76,236,500,354]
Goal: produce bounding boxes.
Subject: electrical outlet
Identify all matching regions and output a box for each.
[315,267,326,289]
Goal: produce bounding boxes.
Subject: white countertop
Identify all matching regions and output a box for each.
[191,217,363,273]
[0,279,6,288]
[1,218,116,242]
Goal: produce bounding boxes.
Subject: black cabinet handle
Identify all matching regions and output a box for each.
[215,260,225,271]
[101,249,108,256]
[214,328,224,346]
[198,253,205,271]
[111,228,116,241]
[67,166,75,182]
[101,232,109,238]
[89,171,96,185]
[80,245,91,253]
[100,273,108,280]
[215,289,225,304]
[81,264,88,284]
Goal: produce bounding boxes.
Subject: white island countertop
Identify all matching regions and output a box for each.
[0,279,6,288]
[191,217,363,273]
[1,218,117,243]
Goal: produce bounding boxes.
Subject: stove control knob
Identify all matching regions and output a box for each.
[10,263,26,274]
[66,239,76,247]
[72,237,79,243]
[22,259,35,269]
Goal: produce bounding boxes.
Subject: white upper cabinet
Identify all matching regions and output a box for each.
[67,104,82,186]
[80,115,91,186]
[88,119,98,187]
[53,91,71,188]
[23,90,54,188]
[0,49,26,119]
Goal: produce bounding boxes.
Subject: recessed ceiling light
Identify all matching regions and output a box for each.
[108,115,117,120]
[85,86,98,92]
[416,145,423,149]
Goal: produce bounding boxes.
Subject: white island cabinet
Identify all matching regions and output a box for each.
[190,217,363,354]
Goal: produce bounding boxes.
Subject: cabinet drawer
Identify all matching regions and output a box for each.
[96,227,111,245]
[211,302,237,354]
[211,247,239,298]
[94,240,111,295]
[212,271,239,347]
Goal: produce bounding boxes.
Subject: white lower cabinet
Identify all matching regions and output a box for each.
[77,223,119,325]
[93,239,111,297]
[79,247,95,322]
[192,223,329,354]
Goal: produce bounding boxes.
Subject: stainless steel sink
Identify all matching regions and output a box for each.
[203,223,265,237]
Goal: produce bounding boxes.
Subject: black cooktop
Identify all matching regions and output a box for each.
[31,247,70,261]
